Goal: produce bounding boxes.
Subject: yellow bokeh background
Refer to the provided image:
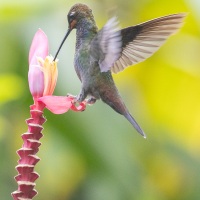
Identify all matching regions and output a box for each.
[0,0,200,200]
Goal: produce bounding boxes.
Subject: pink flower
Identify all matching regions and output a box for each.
[38,96,86,114]
[28,29,86,113]
[12,29,86,200]
[28,29,57,99]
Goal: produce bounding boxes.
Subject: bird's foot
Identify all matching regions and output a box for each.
[67,93,86,104]
[86,97,96,105]
[66,93,78,104]
[67,93,96,106]
[67,93,76,98]
[75,92,87,103]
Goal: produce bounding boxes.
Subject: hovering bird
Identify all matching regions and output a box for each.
[54,3,186,138]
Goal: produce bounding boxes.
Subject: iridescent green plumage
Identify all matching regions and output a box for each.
[54,3,186,137]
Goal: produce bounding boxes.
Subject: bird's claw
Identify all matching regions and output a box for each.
[86,97,96,105]
[67,93,96,106]
[67,93,78,104]
[67,93,76,98]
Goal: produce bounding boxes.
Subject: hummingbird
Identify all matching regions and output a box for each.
[54,3,186,138]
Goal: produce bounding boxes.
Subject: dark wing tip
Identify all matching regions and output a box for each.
[111,12,187,74]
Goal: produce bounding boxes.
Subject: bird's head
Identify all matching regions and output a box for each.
[54,3,94,60]
[67,3,94,30]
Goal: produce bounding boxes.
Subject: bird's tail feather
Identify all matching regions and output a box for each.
[99,88,146,138]
[124,113,146,138]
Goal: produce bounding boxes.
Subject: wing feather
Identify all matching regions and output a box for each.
[112,13,186,73]
[90,17,122,72]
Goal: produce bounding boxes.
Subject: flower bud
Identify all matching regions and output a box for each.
[28,29,49,99]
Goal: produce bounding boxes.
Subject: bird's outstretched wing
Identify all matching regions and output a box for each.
[112,13,186,73]
[90,17,122,72]
[90,13,186,73]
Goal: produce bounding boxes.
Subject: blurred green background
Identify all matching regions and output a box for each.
[1,0,200,199]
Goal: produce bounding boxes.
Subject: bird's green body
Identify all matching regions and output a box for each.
[54,3,186,137]
[73,12,133,127]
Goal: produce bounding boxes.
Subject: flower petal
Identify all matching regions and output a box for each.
[29,29,49,66]
[41,56,58,96]
[70,101,86,112]
[38,96,72,114]
[28,65,44,98]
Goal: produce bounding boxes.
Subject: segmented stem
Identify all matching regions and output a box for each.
[12,101,46,200]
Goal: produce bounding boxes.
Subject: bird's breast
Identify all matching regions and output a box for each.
[74,48,100,80]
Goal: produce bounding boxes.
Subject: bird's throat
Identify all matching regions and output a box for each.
[75,18,98,50]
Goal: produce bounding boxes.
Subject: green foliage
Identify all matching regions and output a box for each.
[0,0,200,200]
[0,74,25,104]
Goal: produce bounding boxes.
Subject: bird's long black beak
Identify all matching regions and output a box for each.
[53,28,72,61]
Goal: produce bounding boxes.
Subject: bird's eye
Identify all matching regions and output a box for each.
[68,12,76,23]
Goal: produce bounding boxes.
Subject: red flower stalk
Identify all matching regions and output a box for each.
[12,29,86,200]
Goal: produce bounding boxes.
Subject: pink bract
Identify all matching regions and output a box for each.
[28,29,49,98]
[29,29,49,66]
[38,96,86,114]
